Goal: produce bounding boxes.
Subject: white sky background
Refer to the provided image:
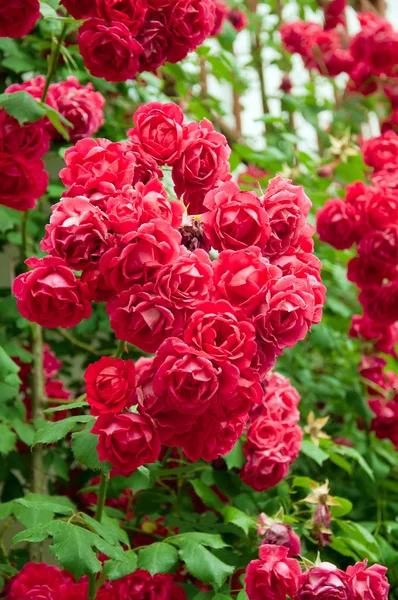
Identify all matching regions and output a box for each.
[208,1,398,153]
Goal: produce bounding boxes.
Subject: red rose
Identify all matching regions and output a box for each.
[251,372,300,425]
[172,119,231,212]
[61,0,95,18]
[113,570,174,600]
[349,314,398,357]
[347,256,386,288]
[363,131,398,172]
[84,356,136,416]
[78,19,143,83]
[40,197,111,270]
[346,560,389,600]
[107,283,183,352]
[228,7,248,31]
[81,266,115,303]
[324,0,346,29]
[254,275,315,351]
[60,138,136,192]
[0,110,49,159]
[365,188,398,230]
[316,198,358,250]
[369,397,398,448]
[296,563,351,600]
[359,282,398,325]
[348,62,378,96]
[0,0,40,38]
[202,181,271,252]
[92,412,160,475]
[244,544,301,600]
[0,152,48,211]
[95,0,147,35]
[358,226,398,275]
[211,1,228,35]
[50,77,105,142]
[13,257,92,329]
[129,102,185,165]
[213,247,282,317]
[167,0,216,63]
[127,138,163,185]
[183,299,257,371]
[261,175,312,258]
[8,563,72,600]
[137,9,170,72]
[99,220,181,292]
[155,247,214,311]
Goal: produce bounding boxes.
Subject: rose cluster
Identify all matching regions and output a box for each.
[280,10,398,127]
[245,545,389,600]
[241,372,302,491]
[61,0,219,83]
[211,1,248,36]
[13,101,324,470]
[5,562,187,600]
[0,0,40,38]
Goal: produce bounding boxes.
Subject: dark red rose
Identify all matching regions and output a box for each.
[296,563,351,600]
[257,516,301,557]
[60,138,137,191]
[324,0,346,29]
[8,563,72,600]
[155,247,214,311]
[369,397,398,448]
[78,19,143,83]
[40,197,111,270]
[347,257,386,288]
[349,314,398,357]
[107,283,183,352]
[261,175,312,258]
[49,77,105,142]
[95,0,147,35]
[228,7,248,31]
[183,299,257,371]
[84,356,136,416]
[0,0,40,38]
[13,257,92,329]
[92,412,160,475]
[137,9,170,72]
[213,247,282,317]
[113,569,174,600]
[347,560,389,600]
[167,0,216,63]
[348,62,378,96]
[316,198,358,250]
[202,181,271,252]
[0,152,48,211]
[359,282,398,325]
[99,219,181,292]
[357,226,398,278]
[129,102,185,165]
[61,0,95,18]
[0,110,49,159]
[244,544,301,600]
[127,138,163,185]
[81,266,115,303]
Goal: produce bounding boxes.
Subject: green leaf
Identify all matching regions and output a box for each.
[336,520,380,562]
[224,440,245,470]
[71,419,110,471]
[13,504,54,529]
[190,480,224,512]
[45,401,87,414]
[0,424,16,455]
[333,445,374,481]
[167,532,228,550]
[48,522,103,579]
[0,92,45,125]
[330,497,353,518]
[103,550,138,581]
[15,493,75,515]
[0,501,14,520]
[221,507,255,535]
[137,543,179,575]
[12,420,34,446]
[179,541,234,590]
[301,440,329,466]
[34,415,91,445]
[39,103,72,141]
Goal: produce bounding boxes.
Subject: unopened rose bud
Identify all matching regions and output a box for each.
[280,75,293,94]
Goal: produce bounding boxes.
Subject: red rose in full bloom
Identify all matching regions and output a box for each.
[296,563,351,600]
[213,247,282,317]
[61,0,95,18]
[0,152,48,211]
[60,138,137,191]
[0,0,40,38]
[49,77,105,142]
[129,102,185,165]
[202,181,271,252]
[92,412,160,475]
[349,314,398,357]
[0,110,49,159]
[107,283,183,352]
[155,247,214,311]
[261,175,312,258]
[99,220,181,292]
[84,356,136,416]
[40,197,111,270]
[347,256,386,288]
[251,372,300,425]
[346,560,389,600]
[137,9,170,72]
[183,299,257,371]
[13,257,92,329]
[113,569,174,600]
[81,266,115,303]
[8,562,72,600]
[172,119,231,213]
[362,131,398,172]
[167,0,216,63]
[365,189,398,230]
[95,0,147,35]
[254,275,315,351]
[244,544,301,600]
[78,19,143,83]
[316,198,358,250]
[357,226,398,278]
[359,282,398,325]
